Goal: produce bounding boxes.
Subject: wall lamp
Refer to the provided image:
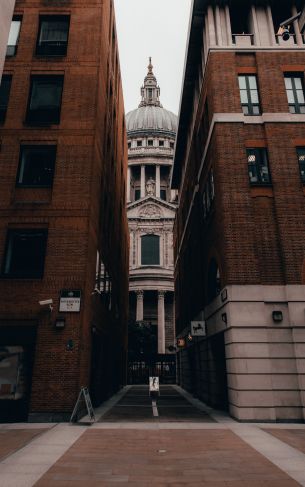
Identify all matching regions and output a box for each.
[272,311,283,323]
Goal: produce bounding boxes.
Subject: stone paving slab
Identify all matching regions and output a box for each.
[263,429,305,455]
[34,429,300,486]
[0,428,48,461]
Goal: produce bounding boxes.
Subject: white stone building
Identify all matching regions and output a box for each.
[126,60,178,356]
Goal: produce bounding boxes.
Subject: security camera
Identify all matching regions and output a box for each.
[282,27,291,41]
[39,299,53,306]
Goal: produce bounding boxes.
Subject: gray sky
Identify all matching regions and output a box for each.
[114,0,192,116]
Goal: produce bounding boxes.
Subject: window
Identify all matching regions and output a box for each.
[297,148,305,183]
[6,16,22,57]
[148,140,153,146]
[16,145,56,187]
[128,142,131,149]
[2,229,48,279]
[137,140,142,147]
[238,75,260,115]
[141,235,160,266]
[135,188,141,201]
[26,75,64,125]
[160,189,167,201]
[285,74,305,114]
[170,142,174,149]
[247,148,271,185]
[0,75,12,123]
[159,140,164,147]
[36,16,70,56]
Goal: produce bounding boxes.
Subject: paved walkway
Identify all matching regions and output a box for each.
[0,385,305,486]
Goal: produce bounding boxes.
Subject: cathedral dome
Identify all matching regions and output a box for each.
[126,105,177,133]
[126,58,177,135]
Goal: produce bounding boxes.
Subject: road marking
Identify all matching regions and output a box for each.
[152,400,159,417]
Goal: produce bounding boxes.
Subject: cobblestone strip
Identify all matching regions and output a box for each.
[230,424,305,487]
[0,423,87,487]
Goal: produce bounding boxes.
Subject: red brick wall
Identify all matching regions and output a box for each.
[175,50,305,333]
[0,0,129,417]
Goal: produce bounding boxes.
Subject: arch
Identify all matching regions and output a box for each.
[141,234,160,266]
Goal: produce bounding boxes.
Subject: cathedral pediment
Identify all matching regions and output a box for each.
[127,196,176,220]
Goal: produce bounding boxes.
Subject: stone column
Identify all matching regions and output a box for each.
[207,6,216,46]
[136,290,144,322]
[215,5,222,46]
[158,291,165,354]
[251,6,260,46]
[156,165,161,198]
[225,5,232,46]
[292,5,303,46]
[127,167,131,203]
[140,165,145,198]
[267,5,276,46]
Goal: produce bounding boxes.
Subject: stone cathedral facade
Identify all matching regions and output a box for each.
[126,60,178,357]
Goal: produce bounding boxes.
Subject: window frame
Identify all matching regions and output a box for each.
[238,74,261,116]
[16,145,57,188]
[25,74,64,125]
[1,229,48,279]
[247,147,271,186]
[284,73,305,114]
[36,15,70,57]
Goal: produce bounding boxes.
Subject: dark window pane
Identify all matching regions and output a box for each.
[0,75,12,123]
[135,189,141,201]
[247,148,271,185]
[297,148,305,183]
[17,146,56,187]
[36,16,70,56]
[2,230,48,278]
[141,235,160,265]
[26,75,64,124]
[160,189,167,201]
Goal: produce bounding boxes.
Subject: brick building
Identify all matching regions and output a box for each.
[172,0,305,421]
[0,0,129,421]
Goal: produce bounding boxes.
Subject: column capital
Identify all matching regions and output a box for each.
[136,290,144,298]
[158,290,166,299]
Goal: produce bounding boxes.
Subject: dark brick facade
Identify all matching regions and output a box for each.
[0,0,129,421]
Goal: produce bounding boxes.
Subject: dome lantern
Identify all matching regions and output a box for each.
[139,57,163,108]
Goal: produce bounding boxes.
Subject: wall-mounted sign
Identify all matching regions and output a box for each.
[191,321,206,337]
[59,290,81,313]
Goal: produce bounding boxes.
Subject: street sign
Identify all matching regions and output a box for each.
[59,290,81,312]
[299,8,305,33]
[191,321,206,337]
[149,376,160,396]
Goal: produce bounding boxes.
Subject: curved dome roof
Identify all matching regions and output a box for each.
[126,106,177,134]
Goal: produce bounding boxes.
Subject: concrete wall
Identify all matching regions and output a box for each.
[0,1,15,81]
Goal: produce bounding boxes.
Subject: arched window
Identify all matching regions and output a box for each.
[207,258,221,303]
[141,235,160,266]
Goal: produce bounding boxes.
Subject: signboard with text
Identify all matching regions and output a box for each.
[59,290,81,313]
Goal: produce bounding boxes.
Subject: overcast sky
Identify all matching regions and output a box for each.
[114,0,192,116]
